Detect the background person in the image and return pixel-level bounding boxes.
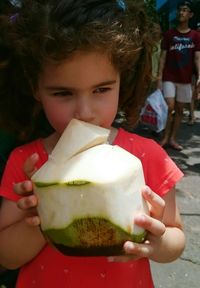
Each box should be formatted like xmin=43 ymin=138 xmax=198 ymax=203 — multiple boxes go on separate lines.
xmin=188 ymin=21 xmax=200 ymax=125
xmin=157 ymin=0 xmax=200 ymax=150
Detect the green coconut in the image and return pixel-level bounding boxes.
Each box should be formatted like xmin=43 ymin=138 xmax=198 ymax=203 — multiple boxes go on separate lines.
xmin=32 ymin=119 xmax=149 ymax=256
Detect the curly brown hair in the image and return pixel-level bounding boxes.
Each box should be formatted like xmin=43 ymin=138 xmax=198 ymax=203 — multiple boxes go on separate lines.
xmin=0 ymin=0 xmax=153 ymax=141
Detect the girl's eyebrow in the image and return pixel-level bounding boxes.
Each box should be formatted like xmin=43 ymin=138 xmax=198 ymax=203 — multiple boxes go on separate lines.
xmin=44 ymin=80 xmax=117 ymax=91
xmin=92 ymin=80 xmax=117 ymax=88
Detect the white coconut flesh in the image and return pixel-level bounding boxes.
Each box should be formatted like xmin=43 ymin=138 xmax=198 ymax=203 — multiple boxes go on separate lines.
xmin=32 ymin=119 xmax=148 ymax=255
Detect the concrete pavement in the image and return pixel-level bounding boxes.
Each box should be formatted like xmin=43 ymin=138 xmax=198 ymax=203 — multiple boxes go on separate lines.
xmin=135 ymin=109 xmax=200 ymax=287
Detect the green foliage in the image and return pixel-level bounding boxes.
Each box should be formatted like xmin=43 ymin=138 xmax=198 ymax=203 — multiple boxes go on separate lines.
xmin=144 ymin=0 xmax=159 ymax=23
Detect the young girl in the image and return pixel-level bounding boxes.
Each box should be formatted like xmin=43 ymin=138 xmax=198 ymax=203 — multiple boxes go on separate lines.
xmin=0 ymin=1 xmax=185 ymax=287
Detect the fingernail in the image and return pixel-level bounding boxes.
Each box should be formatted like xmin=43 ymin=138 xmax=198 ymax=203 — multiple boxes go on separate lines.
xmin=125 ymin=242 xmax=135 ymax=252
xmin=144 ymin=187 xmax=151 ymax=196
xmin=135 ymin=214 xmax=146 ymax=222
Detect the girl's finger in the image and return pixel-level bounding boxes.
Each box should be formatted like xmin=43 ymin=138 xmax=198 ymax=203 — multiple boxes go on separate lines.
xmin=23 ymin=153 xmax=39 ymax=178
xmin=134 ymin=214 xmax=166 ymax=237
xmin=14 ymin=180 xmax=33 ymax=196
xmin=123 ymin=241 xmax=153 ymax=259
xmin=17 ymin=195 xmax=38 ymax=210
xmin=142 ymin=186 xmax=165 ymax=221
xmin=25 ymin=216 xmax=41 ymax=226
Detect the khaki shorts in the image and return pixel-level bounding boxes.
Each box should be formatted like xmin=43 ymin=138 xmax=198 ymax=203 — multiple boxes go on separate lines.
xmin=162 ymin=81 xmax=192 ymax=103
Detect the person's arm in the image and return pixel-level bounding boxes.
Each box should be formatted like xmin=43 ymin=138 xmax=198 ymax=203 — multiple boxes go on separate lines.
xmin=0 ymin=197 xmax=46 ymax=270
xmin=157 ymin=50 xmax=167 ymax=89
xmin=0 ymin=154 xmax=46 ymax=270
xmin=146 ymin=187 xmax=185 ymax=263
xmin=194 ymin=51 xmax=200 ymax=96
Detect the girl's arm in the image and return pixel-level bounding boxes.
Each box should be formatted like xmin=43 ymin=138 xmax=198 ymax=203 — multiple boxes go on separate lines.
xmin=0 ymin=155 xmax=46 ymax=270
xmin=143 ymin=186 xmax=185 ymax=263
xmin=0 ymin=197 xmax=46 ymax=269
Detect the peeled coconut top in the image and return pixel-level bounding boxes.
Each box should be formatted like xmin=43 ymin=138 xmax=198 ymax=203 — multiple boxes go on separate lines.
xmin=32 ymin=119 xmax=144 ymax=185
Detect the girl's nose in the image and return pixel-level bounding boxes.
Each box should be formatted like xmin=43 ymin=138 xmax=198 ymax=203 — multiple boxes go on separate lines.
xmin=74 ymin=97 xmax=95 ymax=123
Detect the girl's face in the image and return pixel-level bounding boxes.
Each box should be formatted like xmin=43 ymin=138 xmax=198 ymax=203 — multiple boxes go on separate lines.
xmin=35 ymin=51 xmax=120 ymax=135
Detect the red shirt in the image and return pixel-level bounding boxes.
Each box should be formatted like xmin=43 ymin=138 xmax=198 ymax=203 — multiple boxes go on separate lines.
xmin=162 ymin=29 xmax=200 ymax=83
xmin=0 ymin=128 xmax=183 ymax=288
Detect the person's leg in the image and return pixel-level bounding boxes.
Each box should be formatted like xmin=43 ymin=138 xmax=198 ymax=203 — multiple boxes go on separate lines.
xmin=169 ymin=83 xmax=192 ymax=150
xmin=160 ymin=82 xmax=176 ymax=146
xmin=169 ymin=101 xmax=184 ymax=149
xmin=188 ymin=77 xmax=196 ymax=125
xmin=188 ymin=98 xmax=195 ymax=125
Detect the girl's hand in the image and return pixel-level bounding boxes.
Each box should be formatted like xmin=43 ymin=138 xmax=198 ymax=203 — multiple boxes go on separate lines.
xmin=108 ymin=186 xmax=166 ymax=262
xmin=14 ymin=153 xmax=41 ymax=226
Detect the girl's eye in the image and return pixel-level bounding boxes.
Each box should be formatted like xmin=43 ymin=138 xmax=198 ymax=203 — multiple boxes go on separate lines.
xmin=53 ymin=91 xmax=72 ymax=97
xmin=94 ymin=87 xmax=111 ymax=93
